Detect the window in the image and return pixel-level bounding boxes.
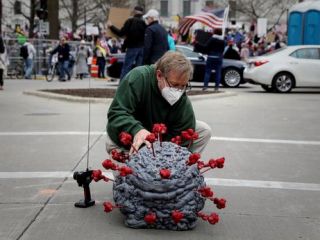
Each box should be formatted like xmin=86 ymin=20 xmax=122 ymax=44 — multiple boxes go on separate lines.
xmin=290 ymin=48 xmax=320 ymax=60
xmin=160 ymin=0 xmax=168 ymax=17
xmin=205 ymin=1 xmax=214 ymax=8
xmin=183 ymin=0 xmax=191 ymax=16
xmin=176 ymin=46 xmax=199 ymax=59
xmin=14 ymin=1 xmax=22 ymax=15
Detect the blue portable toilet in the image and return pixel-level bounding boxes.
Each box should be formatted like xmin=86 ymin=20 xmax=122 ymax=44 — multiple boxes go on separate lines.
xmin=288 ymin=0 xmax=320 ymax=45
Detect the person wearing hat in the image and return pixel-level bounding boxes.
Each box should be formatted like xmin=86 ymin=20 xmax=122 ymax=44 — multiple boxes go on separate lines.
xmin=143 ymin=9 xmax=169 ymax=65
xmin=107 ymin=6 xmax=146 ymax=81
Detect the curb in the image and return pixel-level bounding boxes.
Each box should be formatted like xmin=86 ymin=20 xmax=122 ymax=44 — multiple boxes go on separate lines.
xmin=23 ymin=90 xmax=114 ymax=104
xmin=23 ymin=90 xmax=237 ymax=104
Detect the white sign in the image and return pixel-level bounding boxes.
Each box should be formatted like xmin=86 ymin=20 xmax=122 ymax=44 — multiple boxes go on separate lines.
xmin=86 ymin=24 xmax=99 ymax=35
xmin=39 ymin=21 xmax=49 ymax=35
xmin=257 ymin=18 xmax=267 ymax=37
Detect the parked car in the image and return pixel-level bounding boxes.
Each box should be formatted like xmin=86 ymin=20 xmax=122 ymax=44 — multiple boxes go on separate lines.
xmin=107 ymin=45 xmax=247 ymax=87
xmin=244 ymin=45 xmax=320 ymax=93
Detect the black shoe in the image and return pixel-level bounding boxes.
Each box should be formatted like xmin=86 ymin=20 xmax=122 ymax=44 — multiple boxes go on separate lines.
xmin=202 ymin=87 xmax=208 ymax=91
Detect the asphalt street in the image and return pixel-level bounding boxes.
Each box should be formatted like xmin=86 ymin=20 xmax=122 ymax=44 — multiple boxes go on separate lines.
xmin=0 ymin=79 xmax=320 ymax=240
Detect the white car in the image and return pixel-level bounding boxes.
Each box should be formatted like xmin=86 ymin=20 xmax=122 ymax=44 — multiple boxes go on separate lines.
xmin=244 ymin=45 xmax=320 ymax=93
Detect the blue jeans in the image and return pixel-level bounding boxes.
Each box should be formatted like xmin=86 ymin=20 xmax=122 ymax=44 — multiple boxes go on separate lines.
xmin=120 ymin=47 xmax=144 ymax=80
xmin=58 ymin=60 xmax=70 ymax=80
xmin=203 ymin=56 xmax=223 ymax=89
xmin=97 ymin=57 xmax=106 ymax=78
xmin=24 ymin=58 xmax=33 ymax=79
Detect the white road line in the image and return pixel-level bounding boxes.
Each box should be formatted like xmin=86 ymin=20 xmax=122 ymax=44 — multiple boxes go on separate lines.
xmin=211 ymin=137 xmax=320 ymax=145
xmin=0 ymin=131 xmax=104 ymax=136
xmin=1 ymin=131 xmax=320 ymax=145
xmin=0 ymin=172 xmax=319 ymax=192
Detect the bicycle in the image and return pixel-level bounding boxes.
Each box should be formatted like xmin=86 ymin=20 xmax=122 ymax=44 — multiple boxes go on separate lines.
xmin=6 ymin=58 xmax=24 ymax=79
xmin=45 ymin=54 xmax=59 ymax=82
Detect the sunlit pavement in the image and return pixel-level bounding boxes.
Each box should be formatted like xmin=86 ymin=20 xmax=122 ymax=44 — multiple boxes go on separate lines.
xmin=0 ymin=79 xmax=320 ymax=240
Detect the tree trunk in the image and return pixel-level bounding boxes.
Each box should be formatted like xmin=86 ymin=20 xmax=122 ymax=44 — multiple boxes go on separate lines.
xmin=48 ymin=0 xmax=59 ymax=39
xmin=0 ymin=0 xmax=2 ymax=34
xmin=71 ymin=0 xmax=78 ymax=35
xmin=28 ymin=0 xmax=36 ymax=38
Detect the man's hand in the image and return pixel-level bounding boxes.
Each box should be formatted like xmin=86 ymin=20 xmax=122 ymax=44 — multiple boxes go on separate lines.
xmin=130 ymin=129 xmax=151 ymax=154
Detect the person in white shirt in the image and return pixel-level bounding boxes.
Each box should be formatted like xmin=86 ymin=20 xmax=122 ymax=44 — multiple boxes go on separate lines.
xmin=23 ymin=40 xmax=36 ymax=79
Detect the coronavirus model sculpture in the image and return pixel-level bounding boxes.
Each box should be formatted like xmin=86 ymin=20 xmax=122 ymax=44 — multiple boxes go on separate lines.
xmin=92 ymin=123 xmax=226 ymax=230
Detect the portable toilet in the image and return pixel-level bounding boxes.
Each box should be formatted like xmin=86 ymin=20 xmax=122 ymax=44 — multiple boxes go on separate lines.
xmin=288 ymin=0 xmax=320 ymax=45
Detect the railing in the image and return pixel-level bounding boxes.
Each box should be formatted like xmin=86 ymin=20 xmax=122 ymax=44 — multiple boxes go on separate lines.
xmin=3 ymin=38 xmax=93 ymax=78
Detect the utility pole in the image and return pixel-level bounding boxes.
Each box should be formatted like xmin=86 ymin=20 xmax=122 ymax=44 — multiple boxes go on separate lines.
xmin=84 ymin=7 xmax=87 ymax=39
xmin=47 ymin=0 xmax=59 ymax=39
xmin=0 ymin=0 xmax=2 ymax=34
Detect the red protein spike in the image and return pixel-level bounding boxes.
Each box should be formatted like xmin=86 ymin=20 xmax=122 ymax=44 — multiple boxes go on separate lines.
xmin=146 ymin=133 xmax=156 ymax=143
xmin=146 ymin=133 xmax=156 ymax=157
xmin=207 ymin=213 xmax=219 ymax=225
xmin=171 ymin=136 xmax=182 ymax=145
xmin=160 ymin=169 xmax=171 ymax=179
xmin=144 ymin=212 xmax=157 ymax=224
xmin=192 ymin=132 xmax=199 ymax=140
xmin=91 ymin=169 xmax=113 ymax=182
xmin=216 ymin=157 xmax=225 ymax=168
xmin=119 ymin=132 xmax=132 ymax=146
xmin=111 ymin=149 xmax=120 ymax=160
xmin=160 ymin=124 xmax=167 ymax=134
xmin=92 ymin=169 xmax=103 ymax=182
xmin=171 ymin=210 xmax=184 ymax=224
xmin=102 ymin=159 xmax=118 ymax=170
xmin=187 ymin=153 xmax=201 ymax=165
xmin=214 ymin=198 xmax=227 ymax=209
xmin=118 ymin=166 xmax=133 ymax=177
xmin=103 ymin=201 xmax=114 ymax=213
xmin=197 ymin=211 xmax=208 ymax=221
xmin=198 ymin=186 xmax=214 ymax=198
xmin=181 ymin=130 xmax=192 ymax=140
xmin=197 ymin=161 xmax=206 ymax=170
xmin=187 ymin=128 xmax=194 ymax=135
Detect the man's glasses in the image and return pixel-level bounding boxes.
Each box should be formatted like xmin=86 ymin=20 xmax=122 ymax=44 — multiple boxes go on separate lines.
xmin=163 ymin=75 xmax=192 ymax=92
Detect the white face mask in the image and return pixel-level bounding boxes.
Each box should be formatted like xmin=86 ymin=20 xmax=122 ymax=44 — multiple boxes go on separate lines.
xmin=161 ymin=87 xmax=184 ymax=105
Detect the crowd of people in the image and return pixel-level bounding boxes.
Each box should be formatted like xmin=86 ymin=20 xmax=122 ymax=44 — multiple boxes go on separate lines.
xmin=0 ymin=5 xmax=287 ymax=89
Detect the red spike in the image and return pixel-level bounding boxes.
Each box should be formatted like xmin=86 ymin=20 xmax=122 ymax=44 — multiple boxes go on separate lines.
xmin=160 ymin=169 xmax=171 ymax=179
xmin=144 ymin=212 xmax=157 ymax=224
xmin=171 ymin=210 xmax=184 ymax=224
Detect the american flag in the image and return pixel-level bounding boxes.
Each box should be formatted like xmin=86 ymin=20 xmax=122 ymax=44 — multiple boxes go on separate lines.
xmin=178 ymin=7 xmax=229 ymax=36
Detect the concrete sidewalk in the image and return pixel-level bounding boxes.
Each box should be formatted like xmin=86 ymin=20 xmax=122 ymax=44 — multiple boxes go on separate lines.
xmin=0 ymin=79 xmax=319 ymax=240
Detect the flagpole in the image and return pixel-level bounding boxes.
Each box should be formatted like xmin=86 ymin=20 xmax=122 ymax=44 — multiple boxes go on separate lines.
xmin=222 ymin=5 xmax=230 ymax=38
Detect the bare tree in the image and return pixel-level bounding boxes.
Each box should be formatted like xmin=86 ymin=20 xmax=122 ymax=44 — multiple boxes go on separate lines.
xmin=7 ymin=0 xmax=37 ymax=37
xmin=137 ymin=0 xmax=153 ymax=12
xmin=236 ymin=0 xmax=296 ymax=24
xmin=60 ymin=0 xmax=131 ymax=34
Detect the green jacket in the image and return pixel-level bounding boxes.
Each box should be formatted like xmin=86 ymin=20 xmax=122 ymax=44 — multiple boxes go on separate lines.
xmin=107 ymin=65 xmax=195 ymax=147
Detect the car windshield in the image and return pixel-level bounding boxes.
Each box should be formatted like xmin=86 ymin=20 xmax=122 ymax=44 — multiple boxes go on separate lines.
xmin=176 ymin=46 xmax=200 ymax=58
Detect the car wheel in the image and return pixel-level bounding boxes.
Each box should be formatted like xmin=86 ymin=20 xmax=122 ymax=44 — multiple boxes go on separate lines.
xmin=272 ymin=72 xmax=294 ymax=93
xmin=222 ymin=68 xmax=241 ymax=87
xmin=261 ymin=84 xmax=274 ymax=92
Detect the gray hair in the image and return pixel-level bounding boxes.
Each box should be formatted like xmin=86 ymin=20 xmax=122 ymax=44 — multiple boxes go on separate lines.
xmin=155 ymin=51 xmax=193 ymax=81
